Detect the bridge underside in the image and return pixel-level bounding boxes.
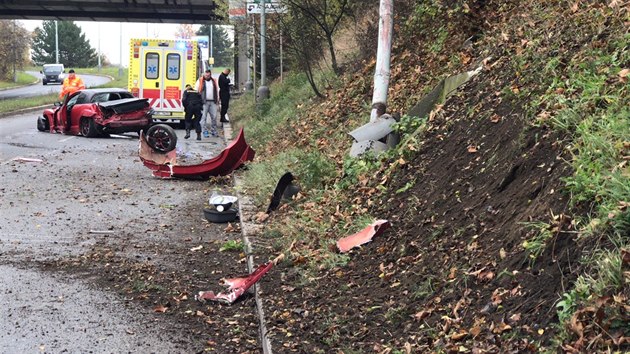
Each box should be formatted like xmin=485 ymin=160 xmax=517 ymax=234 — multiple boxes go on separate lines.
xmin=0 ymin=0 xmax=219 ymax=23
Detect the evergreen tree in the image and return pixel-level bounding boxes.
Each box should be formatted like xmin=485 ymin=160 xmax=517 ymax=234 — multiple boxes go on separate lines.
xmin=197 ymin=25 xmax=233 ymax=67
xmin=31 ymin=21 xmax=98 ymax=67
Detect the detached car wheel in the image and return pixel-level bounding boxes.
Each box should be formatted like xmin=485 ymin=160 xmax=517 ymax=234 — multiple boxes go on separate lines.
xmin=146 ymin=124 xmax=177 ymax=153
xmin=80 ymin=117 xmax=98 ymax=137
xmin=37 ymin=116 xmax=49 ymax=132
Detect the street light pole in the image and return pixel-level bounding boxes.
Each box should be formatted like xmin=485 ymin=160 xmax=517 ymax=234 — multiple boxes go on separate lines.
xmin=257 ymin=0 xmax=269 ymax=101
xmin=210 ymin=24 xmax=214 ymax=69
xmin=55 ymin=20 xmax=59 ymax=64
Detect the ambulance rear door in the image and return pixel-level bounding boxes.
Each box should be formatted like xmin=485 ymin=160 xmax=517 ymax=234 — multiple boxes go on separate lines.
xmin=139 ymin=46 xmax=185 ymax=118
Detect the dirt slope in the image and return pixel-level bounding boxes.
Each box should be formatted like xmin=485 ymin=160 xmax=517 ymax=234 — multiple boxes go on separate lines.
xmin=254 ymin=0 xmax=628 ymax=352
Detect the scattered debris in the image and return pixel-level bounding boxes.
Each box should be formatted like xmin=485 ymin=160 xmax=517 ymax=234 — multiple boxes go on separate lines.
xmin=267 ymin=172 xmax=300 ymax=213
xmin=139 ymin=128 xmax=255 ymax=180
xmin=11 ymin=157 xmax=43 ymax=163
xmin=196 ymin=262 xmax=273 ymax=304
xmin=209 ymin=192 xmax=238 ymax=212
xmin=203 ymin=208 xmax=239 ymax=223
xmin=337 ymin=220 xmax=390 ymax=252
xmin=88 ymin=230 xmax=115 ymax=234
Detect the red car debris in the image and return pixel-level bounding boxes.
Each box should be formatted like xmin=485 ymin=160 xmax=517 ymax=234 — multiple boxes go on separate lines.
xmin=139 ymin=127 xmax=255 ymax=180
xmin=37 ymin=88 xmax=153 ymax=137
xmin=196 ymin=262 xmax=273 ymax=305
xmin=337 ymin=220 xmax=390 ymax=253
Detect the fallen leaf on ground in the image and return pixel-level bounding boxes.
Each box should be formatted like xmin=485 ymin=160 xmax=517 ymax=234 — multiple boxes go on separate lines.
xmin=153 ymin=305 xmax=167 ymax=313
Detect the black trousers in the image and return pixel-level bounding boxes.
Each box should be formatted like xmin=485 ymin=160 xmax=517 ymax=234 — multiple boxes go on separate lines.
xmin=184 ymin=106 xmax=202 ymax=133
xmin=220 ymin=96 xmax=229 ymax=121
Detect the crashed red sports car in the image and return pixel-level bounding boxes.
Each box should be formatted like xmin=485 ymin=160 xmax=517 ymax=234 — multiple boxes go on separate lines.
xmin=37 ymin=88 xmax=153 ymax=137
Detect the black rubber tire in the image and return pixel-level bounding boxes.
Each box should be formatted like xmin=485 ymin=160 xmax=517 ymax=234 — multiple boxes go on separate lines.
xmin=146 ymin=124 xmax=177 ymax=153
xmin=36 ymin=116 xmax=49 ymax=132
xmin=79 ymin=117 xmax=98 ymax=137
xmin=42 ymin=81 xmax=47 ymax=85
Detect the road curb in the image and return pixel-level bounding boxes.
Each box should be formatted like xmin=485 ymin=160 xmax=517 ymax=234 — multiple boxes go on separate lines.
xmin=223 ymin=123 xmax=273 ymax=354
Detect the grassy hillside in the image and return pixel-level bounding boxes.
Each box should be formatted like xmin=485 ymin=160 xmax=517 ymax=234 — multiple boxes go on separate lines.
xmin=231 ymin=1 xmax=628 ymax=352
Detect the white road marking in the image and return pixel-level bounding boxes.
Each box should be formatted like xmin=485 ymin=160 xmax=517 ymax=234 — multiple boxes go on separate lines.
xmin=58 ymin=136 xmax=76 ymax=142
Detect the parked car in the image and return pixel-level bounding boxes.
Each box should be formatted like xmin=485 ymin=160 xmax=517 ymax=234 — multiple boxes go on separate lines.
xmin=37 ymin=88 xmax=153 ymax=137
xmin=40 ymin=64 xmax=65 ymax=85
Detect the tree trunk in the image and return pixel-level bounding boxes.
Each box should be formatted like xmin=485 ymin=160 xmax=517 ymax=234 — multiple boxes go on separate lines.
xmin=326 ymin=34 xmax=340 ymax=75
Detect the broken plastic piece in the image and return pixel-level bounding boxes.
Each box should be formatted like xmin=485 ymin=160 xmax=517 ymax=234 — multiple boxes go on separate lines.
xmin=337 ymin=220 xmax=390 ymax=253
xmin=267 ymin=172 xmax=298 ymax=213
xmin=139 ymin=127 xmax=255 ymax=180
xmin=11 ymin=157 xmax=43 ymax=163
xmin=196 ymin=262 xmax=273 ymax=304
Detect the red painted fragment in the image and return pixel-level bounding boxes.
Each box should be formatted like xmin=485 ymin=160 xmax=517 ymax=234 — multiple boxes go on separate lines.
xmin=196 ymin=262 xmax=273 ymax=304
xmin=139 ymin=127 xmax=255 ymax=180
xmin=337 ymin=220 xmax=390 ymax=253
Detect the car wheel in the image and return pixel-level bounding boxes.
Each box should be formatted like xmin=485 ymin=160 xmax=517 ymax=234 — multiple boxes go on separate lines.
xmin=42 ymin=81 xmax=47 ymax=85
xmin=80 ymin=117 xmax=98 ymax=137
xmin=146 ymin=124 xmax=177 ymax=153
xmin=37 ymin=116 xmax=49 ymax=132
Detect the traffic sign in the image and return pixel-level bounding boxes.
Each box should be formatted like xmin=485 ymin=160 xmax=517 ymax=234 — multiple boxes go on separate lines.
xmin=246 ymin=2 xmax=287 ymax=14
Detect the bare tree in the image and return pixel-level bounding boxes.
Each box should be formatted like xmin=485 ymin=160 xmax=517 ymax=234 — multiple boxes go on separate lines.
xmin=283 ymin=0 xmax=353 ymax=75
xmin=175 ymin=24 xmax=196 ymax=39
xmin=275 ymin=5 xmax=326 ymax=98
xmin=0 ymin=21 xmax=30 ymax=82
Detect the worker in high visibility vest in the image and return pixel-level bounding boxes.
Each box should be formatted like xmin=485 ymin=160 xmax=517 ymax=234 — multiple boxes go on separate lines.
xmin=59 ymin=69 xmax=85 ymax=99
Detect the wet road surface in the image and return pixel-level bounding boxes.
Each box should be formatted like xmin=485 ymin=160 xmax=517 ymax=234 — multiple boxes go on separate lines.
xmin=0 ymin=111 xmax=227 ymax=353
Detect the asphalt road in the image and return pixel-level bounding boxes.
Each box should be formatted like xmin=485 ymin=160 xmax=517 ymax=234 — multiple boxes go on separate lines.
xmin=0 ymin=71 xmax=112 ymax=100
xmin=0 ymin=112 xmax=226 ymax=352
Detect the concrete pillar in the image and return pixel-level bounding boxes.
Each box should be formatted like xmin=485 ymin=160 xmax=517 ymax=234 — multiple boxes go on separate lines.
xmin=236 ymin=25 xmax=249 ymax=92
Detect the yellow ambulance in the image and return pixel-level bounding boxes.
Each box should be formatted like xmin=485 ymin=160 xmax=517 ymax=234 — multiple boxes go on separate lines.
xmin=128 ymin=38 xmax=205 ymax=121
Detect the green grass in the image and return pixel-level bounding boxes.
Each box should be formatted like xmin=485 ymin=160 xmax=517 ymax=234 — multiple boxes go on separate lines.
xmin=0 ymin=93 xmax=58 ymax=113
xmin=521 ymin=23 xmax=629 ymax=345
xmin=219 ymin=239 xmax=244 ymax=252
xmin=0 ymin=72 xmax=38 ymax=89
xmin=230 ymin=72 xmax=322 ymax=151
xmin=0 ymin=66 xmax=128 ymax=114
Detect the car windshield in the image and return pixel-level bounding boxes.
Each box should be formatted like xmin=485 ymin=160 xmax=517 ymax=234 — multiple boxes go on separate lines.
xmin=43 ymin=65 xmax=63 ymax=74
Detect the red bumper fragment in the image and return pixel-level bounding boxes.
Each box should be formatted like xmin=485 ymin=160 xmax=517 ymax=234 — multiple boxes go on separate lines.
xmin=337 ymin=220 xmax=390 ymax=253
xmin=139 ymin=128 xmax=255 ymax=180
xmin=196 ymin=262 xmax=273 ymax=305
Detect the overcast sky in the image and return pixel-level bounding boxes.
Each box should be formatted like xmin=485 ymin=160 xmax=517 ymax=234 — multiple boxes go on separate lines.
xmin=20 ymin=20 xmax=203 ymax=68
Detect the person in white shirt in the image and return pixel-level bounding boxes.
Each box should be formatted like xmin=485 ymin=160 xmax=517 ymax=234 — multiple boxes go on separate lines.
xmin=194 ymin=69 xmax=219 ymax=137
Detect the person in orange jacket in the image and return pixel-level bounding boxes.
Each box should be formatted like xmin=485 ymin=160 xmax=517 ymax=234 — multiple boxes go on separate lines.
xmin=59 ymin=69 xmax=85 ymax=100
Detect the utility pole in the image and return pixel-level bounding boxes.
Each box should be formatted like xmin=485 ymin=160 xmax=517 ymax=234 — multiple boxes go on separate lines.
xmin=252 ymin=20 xmax=256 ymax=97
xmin=257 ymin=0 xmax=269 ymax=101
xmin=370 ymin=0 xmax=394 ymax=122
xmin=55 ymin=20 xmax=59 ymax=64
xmin=279 ymin=30 xmax=283 ymax=83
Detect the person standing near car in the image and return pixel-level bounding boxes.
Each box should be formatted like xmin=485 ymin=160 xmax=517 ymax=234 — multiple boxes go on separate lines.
xmin=218 ymin=68 xmax=231 ymax=124
xmin=59 ymin=69 xmax=85 ymax=100
xmin=195 ymin=69 xmax=219 ymax=138
xmin=182 ymin=84 xmax=203 ymax=140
